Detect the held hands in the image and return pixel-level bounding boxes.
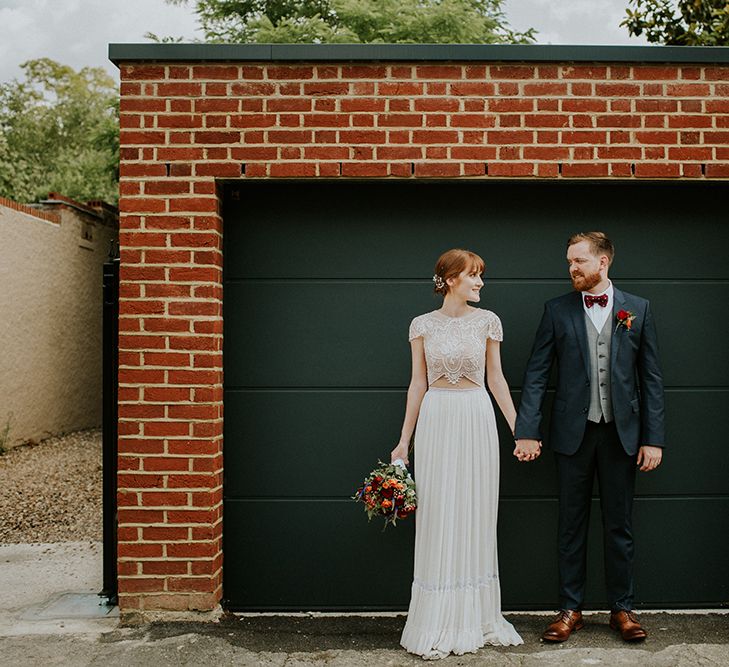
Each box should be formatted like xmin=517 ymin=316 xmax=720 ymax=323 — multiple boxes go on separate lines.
xmin=637 ymin=445 xmax=662 ymax=472
xmin=390 ymin=442 xmax=410 ymax=467
xmin=514 ymin=439 xmax=541 ymax=462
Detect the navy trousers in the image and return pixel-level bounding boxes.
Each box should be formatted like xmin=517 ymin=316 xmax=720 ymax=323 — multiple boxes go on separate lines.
xmin=555 ymin=419 xmax=637 ymax=611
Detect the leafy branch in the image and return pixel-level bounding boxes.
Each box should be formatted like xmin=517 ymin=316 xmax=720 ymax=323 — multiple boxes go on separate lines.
xmin=622 ymin=0 xmax=729 ymax=45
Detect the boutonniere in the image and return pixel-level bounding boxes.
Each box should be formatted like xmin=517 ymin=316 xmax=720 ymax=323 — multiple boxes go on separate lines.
xmin=615 ymin=309 xmax=636 ymax=332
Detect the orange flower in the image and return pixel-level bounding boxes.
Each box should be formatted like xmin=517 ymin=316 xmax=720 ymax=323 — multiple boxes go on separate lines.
xmin=382 ymin=499 xmax=392 ymax=509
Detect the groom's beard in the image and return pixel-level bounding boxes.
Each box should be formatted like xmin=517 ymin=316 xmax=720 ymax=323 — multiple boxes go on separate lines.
xmin=571 ymin=270 xmax=601 ymax=292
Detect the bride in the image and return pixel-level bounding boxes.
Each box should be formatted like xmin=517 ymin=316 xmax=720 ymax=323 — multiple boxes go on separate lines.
xmin=391 ymin=248 xmax=530 ymax=659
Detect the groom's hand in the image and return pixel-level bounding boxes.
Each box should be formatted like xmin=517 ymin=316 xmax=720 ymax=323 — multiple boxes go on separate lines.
xmin=514 ymin=439 xmax=541 ymax=462
xmin=637 ymin=445 xmax=663 ymax=472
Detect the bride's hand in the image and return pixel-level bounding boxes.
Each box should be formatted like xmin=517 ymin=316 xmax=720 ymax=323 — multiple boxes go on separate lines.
xmin=390 ymin=442 xmax=410 ymax=466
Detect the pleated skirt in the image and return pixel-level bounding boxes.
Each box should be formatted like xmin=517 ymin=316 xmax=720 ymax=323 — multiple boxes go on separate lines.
xmin=400 ymin=387 xmax=523 ymax=659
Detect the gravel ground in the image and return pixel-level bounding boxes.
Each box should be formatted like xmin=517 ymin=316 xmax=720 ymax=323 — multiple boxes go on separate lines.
xmin=0 ymin=429 xmax=102 ymax=543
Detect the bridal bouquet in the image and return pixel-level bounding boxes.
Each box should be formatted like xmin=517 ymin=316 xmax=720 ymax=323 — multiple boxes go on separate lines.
xmin=353 ymin=459 xmax=417 ymax=529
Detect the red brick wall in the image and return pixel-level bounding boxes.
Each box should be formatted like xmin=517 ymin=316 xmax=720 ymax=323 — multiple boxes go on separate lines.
xmin=0 ymin=195 xmax=60 ymax=224
xmin=116 ymin=60 xmax=729 ymax=613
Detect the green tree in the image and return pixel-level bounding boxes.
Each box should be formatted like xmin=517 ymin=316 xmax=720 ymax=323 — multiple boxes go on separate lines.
xmin=622 ymin=0 xmax=729 ymax=45
xmin=154 ymin=0 xmax=535 ymax=44
xmin=0 ymin=58 xmax=119 ymax=204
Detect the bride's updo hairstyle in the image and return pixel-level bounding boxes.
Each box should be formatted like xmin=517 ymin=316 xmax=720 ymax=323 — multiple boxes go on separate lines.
xmin=433 ymin=249 xmax=485 ymax=296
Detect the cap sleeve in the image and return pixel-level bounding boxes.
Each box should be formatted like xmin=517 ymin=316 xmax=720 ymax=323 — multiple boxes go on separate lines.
xmin=487 ymin=312 xmax=503 ymax=342
xmin=408 ymin=316 xmax=424 ymax=342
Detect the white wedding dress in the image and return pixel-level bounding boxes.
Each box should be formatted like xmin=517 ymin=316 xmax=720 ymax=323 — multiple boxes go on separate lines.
xmin=400 ymin=309 xmax=523 ymax=659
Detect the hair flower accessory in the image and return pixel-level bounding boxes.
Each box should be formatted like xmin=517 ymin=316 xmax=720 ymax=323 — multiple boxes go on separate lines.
xmin=432 ymin=274 xmax=445 ymax=290
xmin=616 ymin=309 xmax=636 ymax=331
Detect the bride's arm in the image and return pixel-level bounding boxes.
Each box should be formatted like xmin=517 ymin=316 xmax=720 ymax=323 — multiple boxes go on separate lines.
xmin=486 ymin=340 xmax=517 ymax=433
xmin=390 ymin=338 xmax=428 ymax=465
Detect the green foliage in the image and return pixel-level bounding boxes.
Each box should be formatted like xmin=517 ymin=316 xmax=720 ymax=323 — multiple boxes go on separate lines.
xmin=0 ymin=59 xmax=119 ymax=205
xmin=145 ymin=32 xmax=187 ymax=43
xmin=622 ymin=0 xmax=729 ymax=45
xmin=157 ymin=0 xmax=535 ymax=44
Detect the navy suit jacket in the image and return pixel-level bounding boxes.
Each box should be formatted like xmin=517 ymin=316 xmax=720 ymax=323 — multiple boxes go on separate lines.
xmin=514 ymin=287 xmax=665 ymax=456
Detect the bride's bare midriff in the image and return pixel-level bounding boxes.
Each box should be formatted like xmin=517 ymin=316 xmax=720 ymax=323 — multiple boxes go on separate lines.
xmin=429 ymin=377 xmax=480 ymax=389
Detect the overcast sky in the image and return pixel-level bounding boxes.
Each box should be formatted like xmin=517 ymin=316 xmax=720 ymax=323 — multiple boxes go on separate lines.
xmin=0 ymin=0 xmax=650 ymax=84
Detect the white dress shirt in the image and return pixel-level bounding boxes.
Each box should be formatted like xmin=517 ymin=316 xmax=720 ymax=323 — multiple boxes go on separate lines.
xmin=582 ymin=280 xmax=613 ymax=332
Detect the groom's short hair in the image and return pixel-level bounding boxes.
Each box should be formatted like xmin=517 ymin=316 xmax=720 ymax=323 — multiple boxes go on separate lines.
xmin=568 ymin=231 xmax=614 ymax=265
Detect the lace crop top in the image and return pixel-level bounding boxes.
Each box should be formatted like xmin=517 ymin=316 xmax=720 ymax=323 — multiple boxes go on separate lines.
xmin=408 ymin=309 xmax=503 ymax=387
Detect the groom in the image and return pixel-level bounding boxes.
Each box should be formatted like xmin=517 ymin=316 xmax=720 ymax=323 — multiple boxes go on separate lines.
xmin=514 ymin=232 xmax=665 ymax=642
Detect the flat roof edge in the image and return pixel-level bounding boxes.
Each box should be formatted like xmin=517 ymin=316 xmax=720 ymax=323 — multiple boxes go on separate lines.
xmin=109 ymin=43 xmax=729 ymax=66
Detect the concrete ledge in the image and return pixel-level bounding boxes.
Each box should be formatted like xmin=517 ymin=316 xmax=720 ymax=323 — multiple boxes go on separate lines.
xmin=120 ymin=605 xmax=225 ymax=626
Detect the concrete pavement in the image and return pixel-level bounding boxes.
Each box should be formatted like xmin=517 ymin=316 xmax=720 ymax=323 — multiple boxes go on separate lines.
xmin=1 ymin=542 xmax=727 ymax=666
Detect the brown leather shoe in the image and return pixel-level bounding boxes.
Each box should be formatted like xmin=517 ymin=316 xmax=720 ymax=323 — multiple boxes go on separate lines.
xmin=609 ymin=610 xmax=648 ymax=641
xmin=542 ymin=609 xmax=584 ymax=642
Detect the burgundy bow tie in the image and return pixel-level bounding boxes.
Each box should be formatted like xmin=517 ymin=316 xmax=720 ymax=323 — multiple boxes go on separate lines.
xmin=584 ymin=294 xmax=608 ymax=308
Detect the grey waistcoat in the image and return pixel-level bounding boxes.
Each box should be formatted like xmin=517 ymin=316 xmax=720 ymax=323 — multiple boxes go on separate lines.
xmin=585 ymin=312 xmax=614 ymax=423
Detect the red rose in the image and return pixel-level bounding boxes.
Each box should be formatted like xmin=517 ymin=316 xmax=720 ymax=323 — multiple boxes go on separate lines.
xmin=617 ymin=310 xmax=629 ymax=320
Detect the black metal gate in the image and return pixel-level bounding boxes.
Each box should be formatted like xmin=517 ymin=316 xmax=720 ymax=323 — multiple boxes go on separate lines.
xmin=100 ymin=256 xmax=119 ymax=604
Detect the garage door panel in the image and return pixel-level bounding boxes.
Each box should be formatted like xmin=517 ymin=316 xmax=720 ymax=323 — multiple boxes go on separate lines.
xmin=225 ymin=390 xmax=727 ymax=499
xmin=224 ymin=390 xmax=408 ymax=497
xmin=223 ymin=182 xmax=728 ymax=281
xmin=224 ymin=497 xmax=729 ymax=610
xmin=484 ymin=282 xmax=728 ymax=388
xmin=498 ymin=497 xmax=729 ymax=608
xmin=226 ymin=281 xmax=725 ymax=389
xmin=631 ymin=498 xmax=729 ymax=605
xmin=223 ymin=388 xmax=555 ymax=499
xmin=613 ymin=283 xmax=728 ymax=388
xmin=499 ymin=390 xmax=729 ymax=497
xmin=633 ymin=391 xmax=729 ymax=495
xmin=224 ymin=500 xmax=415 ymax=610
xmin=224 ymin=282 xmax=421 ymax=388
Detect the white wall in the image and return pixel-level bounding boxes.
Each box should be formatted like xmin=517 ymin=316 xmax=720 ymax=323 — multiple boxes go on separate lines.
xmin=0 ymin=201 xmax=117 ymax=448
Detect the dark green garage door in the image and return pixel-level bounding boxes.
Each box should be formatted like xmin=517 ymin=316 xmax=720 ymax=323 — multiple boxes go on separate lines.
xmin=222 ymin=180 xmax=728 ymax=611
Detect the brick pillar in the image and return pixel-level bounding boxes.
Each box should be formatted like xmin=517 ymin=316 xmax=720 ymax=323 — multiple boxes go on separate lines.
xmin=117 ymin=65 xmax=224 ymax=608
